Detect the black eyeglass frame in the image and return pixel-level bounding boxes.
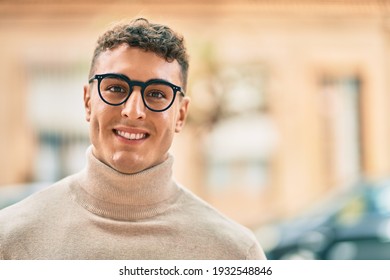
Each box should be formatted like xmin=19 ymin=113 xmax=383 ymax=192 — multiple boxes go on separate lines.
xmin=88 ymin=73 xmax=185 ymax=112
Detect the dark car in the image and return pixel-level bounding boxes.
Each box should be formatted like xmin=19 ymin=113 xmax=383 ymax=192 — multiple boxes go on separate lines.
xmin=257 ymin=179 xmax=390 ymax=260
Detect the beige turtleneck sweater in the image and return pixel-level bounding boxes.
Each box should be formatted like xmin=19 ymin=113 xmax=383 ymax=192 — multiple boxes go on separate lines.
xmin=0 ymin=147 xmax=266 ymax=260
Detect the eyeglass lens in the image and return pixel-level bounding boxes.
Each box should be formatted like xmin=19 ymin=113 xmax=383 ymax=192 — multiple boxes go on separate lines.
xmin=99 ymin=76 xmax=175 ymax=111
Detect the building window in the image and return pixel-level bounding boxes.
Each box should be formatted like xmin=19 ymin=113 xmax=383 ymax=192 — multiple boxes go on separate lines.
xmin=319 ymin=75 xmax=362 ymax=188
xmin=26 ymin=63 xmax=90 ymax=182
xmin=197 ymin=63 xmax=278 ymax=193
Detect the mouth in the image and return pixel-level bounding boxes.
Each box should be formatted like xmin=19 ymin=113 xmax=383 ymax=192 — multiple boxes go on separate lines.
xmin=114 ymin=129 xmax=149 ymax=141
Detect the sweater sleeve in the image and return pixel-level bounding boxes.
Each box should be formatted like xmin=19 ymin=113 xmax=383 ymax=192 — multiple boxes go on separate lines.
xmin=246 ymin=242 xmax=267 ymax=260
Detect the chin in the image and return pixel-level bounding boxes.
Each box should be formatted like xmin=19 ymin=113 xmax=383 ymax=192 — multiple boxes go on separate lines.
xmin=111 ymin=151 xmax=152 ymax=173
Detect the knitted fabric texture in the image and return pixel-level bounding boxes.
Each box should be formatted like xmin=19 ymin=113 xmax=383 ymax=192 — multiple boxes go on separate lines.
xmin=0 ymin=147 xmax=266 ymax=260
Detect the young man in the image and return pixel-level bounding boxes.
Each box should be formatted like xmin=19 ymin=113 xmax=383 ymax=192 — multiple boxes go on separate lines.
xmin=0 ymin=18 xmax=266 ymax=259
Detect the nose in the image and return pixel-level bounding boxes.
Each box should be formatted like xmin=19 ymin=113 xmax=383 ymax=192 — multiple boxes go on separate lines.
xmin=121 ymin=87 xmax=146 ymax=119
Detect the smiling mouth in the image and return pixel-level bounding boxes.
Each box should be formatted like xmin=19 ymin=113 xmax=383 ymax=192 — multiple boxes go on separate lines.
xmin=114 ymin=129 xmax=149 ymax=140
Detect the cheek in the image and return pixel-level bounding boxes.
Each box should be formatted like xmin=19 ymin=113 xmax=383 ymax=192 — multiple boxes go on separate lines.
xmin=152 ymin=112 xmax=177 ymax=146
xmin=89 ymin=101 xmax=112 ymax=134
xmin=159 ymin=110 xmax=179 ymax=132
xmin=89 ymin=106 xmax=101 ymax=129
xmin=88 ymin=114 xmax=100 ymax=141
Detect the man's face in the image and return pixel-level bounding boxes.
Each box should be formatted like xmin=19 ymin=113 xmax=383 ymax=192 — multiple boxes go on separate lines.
xmin=84 ymin=44 xmax=190 ymax=174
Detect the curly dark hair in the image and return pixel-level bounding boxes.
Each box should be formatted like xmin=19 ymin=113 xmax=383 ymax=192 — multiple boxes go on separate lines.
xmin=89 ymin=18 xmax=189 ymax=90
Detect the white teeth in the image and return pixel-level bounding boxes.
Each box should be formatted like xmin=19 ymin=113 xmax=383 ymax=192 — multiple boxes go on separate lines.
xmin=116 ymin=130 xmax=146 ymax=140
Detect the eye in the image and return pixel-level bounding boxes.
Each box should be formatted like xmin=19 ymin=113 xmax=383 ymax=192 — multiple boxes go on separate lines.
xmin=146 ymin=90 xmax=166 ymax=99
xmin=107 ymin=85 xmax=127 ymax=93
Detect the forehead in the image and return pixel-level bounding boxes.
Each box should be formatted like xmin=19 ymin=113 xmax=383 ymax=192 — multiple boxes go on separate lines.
xmin=94 ymin=44 xmax=182 ymax=85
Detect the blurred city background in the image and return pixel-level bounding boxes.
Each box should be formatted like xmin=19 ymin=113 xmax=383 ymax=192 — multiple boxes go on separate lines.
xmin=1 ymin=0 xmax=390 ymax=259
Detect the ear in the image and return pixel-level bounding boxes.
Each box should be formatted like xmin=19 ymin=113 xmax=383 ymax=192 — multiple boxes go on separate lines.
xmin=175 ymin=96 xmax=190 ymax=133
xmin=83 ymin=84 xmax=92 ymax=122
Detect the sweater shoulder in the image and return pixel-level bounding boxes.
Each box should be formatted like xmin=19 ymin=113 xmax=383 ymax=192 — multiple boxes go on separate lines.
xmin=0 ymin=175 xmax=79 ymax=259
xmin=0 ymin=175 xmax=75 ymax=232
xmin=178 ymin=186 xmax=253 ymax=235
xmin=176 ymin=185 xmax=266 ymax=259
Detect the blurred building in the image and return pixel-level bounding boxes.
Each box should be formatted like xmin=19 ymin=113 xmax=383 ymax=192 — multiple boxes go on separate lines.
xmin=1 ymin=0 xmax=390 ymax=228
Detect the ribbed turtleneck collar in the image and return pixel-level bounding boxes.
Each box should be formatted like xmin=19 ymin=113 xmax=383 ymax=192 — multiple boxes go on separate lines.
xmin=70 ymin=146 xmax=180 ymax=221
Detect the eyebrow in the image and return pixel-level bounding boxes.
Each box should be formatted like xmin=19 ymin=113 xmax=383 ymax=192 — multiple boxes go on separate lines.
xmin=110 ymin=72 xmax=173 ymax=85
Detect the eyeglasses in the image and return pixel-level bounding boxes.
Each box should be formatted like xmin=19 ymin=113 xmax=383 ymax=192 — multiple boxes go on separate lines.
xmin=88 ymin=73 xmax=185 ymax=112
